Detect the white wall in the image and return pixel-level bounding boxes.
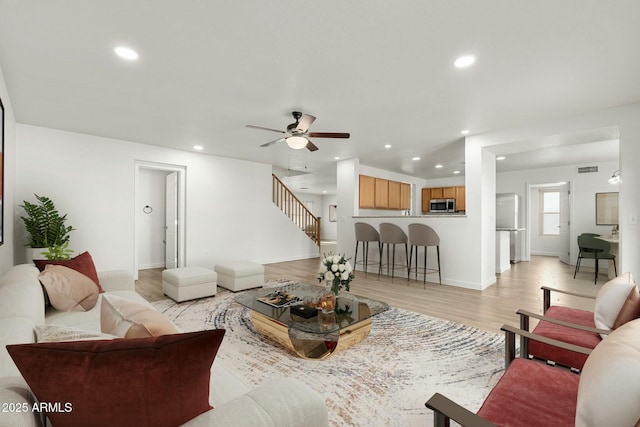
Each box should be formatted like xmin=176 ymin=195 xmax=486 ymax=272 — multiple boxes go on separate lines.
xmin=15 ymin=125 xmax=319 ymax=275
xmin=137 ymin=168 xmax=169 ymax=269
xmin=0 ymin=65 xmax=16 ymax=275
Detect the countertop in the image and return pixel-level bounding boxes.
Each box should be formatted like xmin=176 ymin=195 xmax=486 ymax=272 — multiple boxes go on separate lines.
xmin=354 ymin=213 xmax=467 ymax=218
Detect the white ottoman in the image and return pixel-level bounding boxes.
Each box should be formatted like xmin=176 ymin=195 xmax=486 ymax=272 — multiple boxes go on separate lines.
xmin=215 ymin=261 xmax=264 ymax=292
xmin=162 ymin=267 xmax=217 ymax=302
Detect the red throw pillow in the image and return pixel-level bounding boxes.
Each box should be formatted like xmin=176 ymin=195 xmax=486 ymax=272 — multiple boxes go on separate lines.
xmin=7 ymin=329 xmax=225 ymax=427
xmin=34 ymin=251 xmax=104 ymax=293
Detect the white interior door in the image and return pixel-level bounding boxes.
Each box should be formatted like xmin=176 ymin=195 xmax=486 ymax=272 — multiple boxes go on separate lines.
xmin=559 ymin=182 xmax=571 ymax=264
xmin=165 ymin=172 xmax=178 ymax=269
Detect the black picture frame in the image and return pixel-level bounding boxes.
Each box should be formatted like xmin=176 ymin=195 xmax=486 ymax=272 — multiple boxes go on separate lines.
xmin=0 ymin=95 xmax=4 ymax=245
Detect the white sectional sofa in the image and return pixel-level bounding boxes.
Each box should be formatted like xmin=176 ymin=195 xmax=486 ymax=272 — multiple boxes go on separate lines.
xmin=0 ymin=264 xmax=328 ymax=427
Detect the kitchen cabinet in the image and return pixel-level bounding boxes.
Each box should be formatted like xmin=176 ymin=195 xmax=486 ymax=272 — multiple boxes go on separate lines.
xmin=359 ymin=175 xmax=411 ymax=210
xmin=455 ymin=186 xmax=466 ymax=211
xmin=374 ymin=178 xmax=389 ymax=208
xmin=388 ymin=180 xmax=401 ymax=209
xmin=443 ymin=187 xmax=456 ymax=199
xmin=421 ymin=188 xmax=431 ymax=212
xmin=422 ymin=185 xmax=466 ymax=212
xmin=359 ymin=175 xmax=375 ymax=208
xmin=400 ymin=183 xmax=411 ymax=210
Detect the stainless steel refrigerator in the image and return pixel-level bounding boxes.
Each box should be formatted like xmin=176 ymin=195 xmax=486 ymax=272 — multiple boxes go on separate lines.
xmin=496 ymin=193 xmax=525 ymax=263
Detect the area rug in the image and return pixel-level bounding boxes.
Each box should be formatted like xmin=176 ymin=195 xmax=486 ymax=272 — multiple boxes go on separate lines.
xmin=152 ymin=280 xmax=505 ymax=426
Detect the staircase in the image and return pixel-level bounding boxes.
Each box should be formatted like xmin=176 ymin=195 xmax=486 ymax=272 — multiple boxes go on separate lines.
xmin=272 ymin=174 xmax=321 ymax=249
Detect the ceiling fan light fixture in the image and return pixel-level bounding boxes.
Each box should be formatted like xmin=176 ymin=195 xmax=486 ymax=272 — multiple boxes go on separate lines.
xmin=286 ymin=136 xmax=308 ymax=150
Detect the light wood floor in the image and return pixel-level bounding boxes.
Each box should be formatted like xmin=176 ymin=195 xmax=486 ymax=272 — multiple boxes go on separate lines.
xmin=136 ymin=255 xmax=603 ymax=334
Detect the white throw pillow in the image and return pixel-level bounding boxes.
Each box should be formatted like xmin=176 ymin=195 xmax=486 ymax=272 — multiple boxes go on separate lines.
xmin=101 ymin=294 xmax=178 ymax=339
xmin=575 ymin=318 xmax=640 ymax=427
xmin=35 ymin=324 xmax=118 ymax=342
xmin=593 ymin=272 xmax=636 ymax=337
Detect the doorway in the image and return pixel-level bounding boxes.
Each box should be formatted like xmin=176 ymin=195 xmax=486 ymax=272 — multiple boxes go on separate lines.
xmin=526 ymin=181 xmax=571 ymax=264
xmin=134 ymin=161 xmax=186 ymax=279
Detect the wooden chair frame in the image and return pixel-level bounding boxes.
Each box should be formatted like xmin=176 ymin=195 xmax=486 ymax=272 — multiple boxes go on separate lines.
xmin=425 ymin=324 xmax=591 ymax=427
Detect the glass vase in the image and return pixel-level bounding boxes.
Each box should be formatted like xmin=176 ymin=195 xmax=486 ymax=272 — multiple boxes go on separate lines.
xmin=320 ymin=283 xmax=336 ymax=314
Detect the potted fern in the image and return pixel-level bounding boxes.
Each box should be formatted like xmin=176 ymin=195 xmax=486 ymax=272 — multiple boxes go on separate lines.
xmin=20 ymin=194 xmax=75 ymax=261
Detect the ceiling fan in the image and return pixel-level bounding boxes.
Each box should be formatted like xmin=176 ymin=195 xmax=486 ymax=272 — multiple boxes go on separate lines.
xmin=246 ymin=111 xmax=350 ymax=152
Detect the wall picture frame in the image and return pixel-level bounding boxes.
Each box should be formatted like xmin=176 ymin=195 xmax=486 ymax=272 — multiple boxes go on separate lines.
xmin=595 ymin=192 xmax=619 ymax=226
xmin=329 ymin=205 xmax=337 ymax=222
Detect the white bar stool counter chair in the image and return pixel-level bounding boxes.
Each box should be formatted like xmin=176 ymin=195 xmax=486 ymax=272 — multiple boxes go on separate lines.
xmin=408 ymin=223 xmax=441 ymax=287
xmin=354 ymin=222 xmax=381 ymax=277
xmin=378 ymin=223 xmax=409 ymax=281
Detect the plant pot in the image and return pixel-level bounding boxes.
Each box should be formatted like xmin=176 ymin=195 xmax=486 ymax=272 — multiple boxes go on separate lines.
xmin=26 ymin=247 xmax=47 ymax=264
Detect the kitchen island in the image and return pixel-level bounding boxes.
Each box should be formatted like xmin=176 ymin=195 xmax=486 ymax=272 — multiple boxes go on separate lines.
xmin=349 ymin=214 xmax=469 ymax=286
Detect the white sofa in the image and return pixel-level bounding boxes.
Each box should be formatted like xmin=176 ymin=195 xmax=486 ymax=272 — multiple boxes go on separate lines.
xmin=0 ymin=264 xmax=328 ymax=427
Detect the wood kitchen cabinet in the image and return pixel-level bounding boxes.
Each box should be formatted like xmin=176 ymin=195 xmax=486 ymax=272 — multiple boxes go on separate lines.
xmin=422 ymin=185 xmax=466 ymax=212
xmin=388 ymin=180 xmax=401 ymax=209
xmin=455 ymin=186 xmax=466 ymax=211
xmin=359 ymin=175 xmax=375 ymax=208
xmin=359 ymin=175 xmax=411 ymax=210
xmin=374 ymin=178 xmax=389 ymax=208
xmin=443 ymin=187 xmax=456 ymax=199
xmin=421 ymin=188 xmax=431 ymax=212
xmin=400 ymin=183 xmax=411 ymax=210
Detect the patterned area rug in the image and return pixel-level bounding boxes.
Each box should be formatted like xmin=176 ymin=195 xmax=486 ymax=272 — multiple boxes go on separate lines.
xmin=152 ymin=280 xmax=504 ymax=426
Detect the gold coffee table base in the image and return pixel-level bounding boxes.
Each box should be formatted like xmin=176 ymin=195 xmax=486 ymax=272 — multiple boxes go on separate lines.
xmin=251 ymin=310 xmax=372 ymax=360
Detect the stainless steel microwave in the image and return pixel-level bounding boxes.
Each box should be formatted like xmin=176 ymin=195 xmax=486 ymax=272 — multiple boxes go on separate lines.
xmin=430 ymin=199 xmax=456 ymax=213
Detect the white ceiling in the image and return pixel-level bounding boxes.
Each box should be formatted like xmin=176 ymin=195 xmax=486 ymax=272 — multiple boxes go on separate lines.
xmin=0 ymin=1 xmax=636 ymax=194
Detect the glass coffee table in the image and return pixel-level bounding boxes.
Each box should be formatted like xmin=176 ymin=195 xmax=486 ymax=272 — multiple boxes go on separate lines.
xmin=235 ymin=283 xmax=389 ymax=359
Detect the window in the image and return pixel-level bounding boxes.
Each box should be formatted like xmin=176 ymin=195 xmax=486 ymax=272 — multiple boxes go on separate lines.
xmin=540 ymin=190 xmax=560 ymax=236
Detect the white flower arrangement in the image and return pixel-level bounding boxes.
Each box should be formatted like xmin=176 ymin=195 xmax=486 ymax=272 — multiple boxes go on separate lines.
xmin=318 ymin=253 xmax=354 ymax=294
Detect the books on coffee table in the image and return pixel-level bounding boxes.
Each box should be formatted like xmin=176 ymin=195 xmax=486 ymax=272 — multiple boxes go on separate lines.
xmin=257 ymin=290 xmax=301 ymax=308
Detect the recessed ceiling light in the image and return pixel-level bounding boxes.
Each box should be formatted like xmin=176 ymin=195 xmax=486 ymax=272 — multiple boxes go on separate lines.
xmin=453 ymin=170 xmax=461 ymax=174
xmin=334 ymin=156 xmax=341 ymax=160
xmin=322 ymin=190 xmax=327 ymax=194
xmin=114 ymin=46 xmax=139 ymax=61
xmin=461 ymin=129 xmax=470 ymax=135
xmin=454 ymin=55 xmax=476 ymax=68
xmin=496 ymin=156 xmax=506 ymax=161
xmin=384 ymin=144 xmax=392 ymax=149
xmin=193 ymin=145 xmax=203 ymax=151
xmin=435 ymin=164 xmax=444 ymax=169
xmin=412 ymin=157 xmax=421 ymax=161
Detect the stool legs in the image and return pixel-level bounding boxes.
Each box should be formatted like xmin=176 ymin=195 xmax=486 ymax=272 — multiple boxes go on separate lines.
xmin=355 ymin=240 xmax=380 ymax=277
xmin=409 ymin=245 xmax=442 ymax=287
xmin=378 ymin=242 xmax=408 ymax=281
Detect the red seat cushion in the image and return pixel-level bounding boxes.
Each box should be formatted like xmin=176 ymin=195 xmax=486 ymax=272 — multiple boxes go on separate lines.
xmin=528 ymin=306 xmax=601 ymax=370
xmin=7 ymin=329 xmax=225 ymax=427
xmin=477 ymin=358 xmax=579 ymax=427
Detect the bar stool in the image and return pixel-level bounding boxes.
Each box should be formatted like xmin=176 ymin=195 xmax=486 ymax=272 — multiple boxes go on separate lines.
xmin=354 ymin=222 xmax=381 ymax=276
xmin=408 ymin=223 xmax=441 ymax=287
xmin=378 ymin=223 xmax=409 ymax=281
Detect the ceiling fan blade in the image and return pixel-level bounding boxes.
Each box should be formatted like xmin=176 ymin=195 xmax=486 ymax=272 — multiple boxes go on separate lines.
xmin=305 ymin=140 xmax=319 ymax=152
xmin=246 ymin=124 xmax=286 ymax=134
xmin=296 ymin=114 xmax=316 ymax=132
xmin=260 ymin=138 xmax=285 ymax=148
xmin=307 ymin=132 xmax=350 ymax=139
